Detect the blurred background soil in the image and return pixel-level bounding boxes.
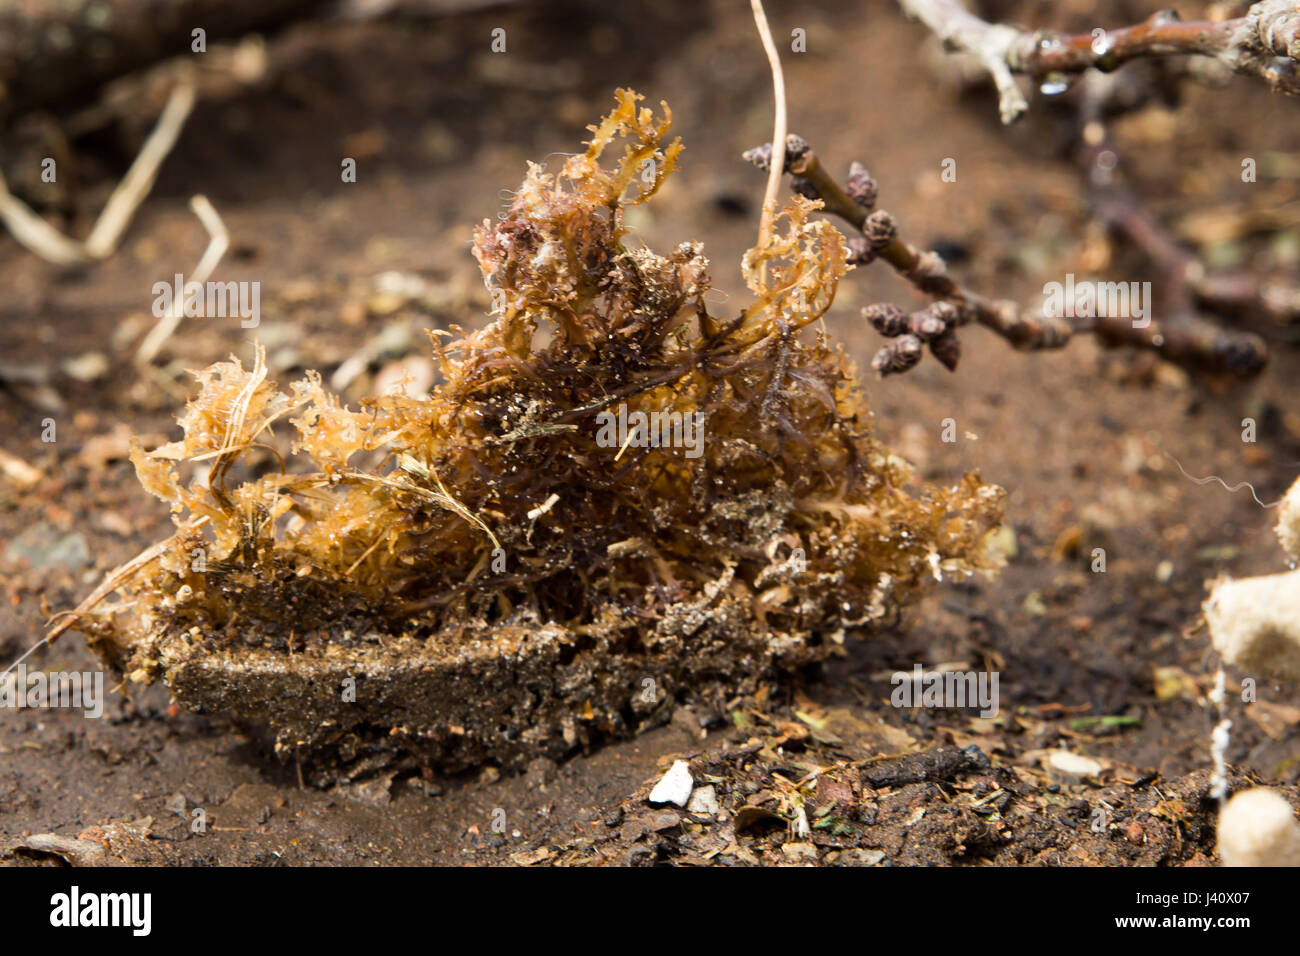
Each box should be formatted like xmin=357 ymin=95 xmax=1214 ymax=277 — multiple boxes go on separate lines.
xmin=2 ymin=0 xmax=1299 ymax=864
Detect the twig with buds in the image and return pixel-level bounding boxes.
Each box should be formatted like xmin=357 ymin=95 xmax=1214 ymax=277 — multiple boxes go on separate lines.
xmin=744 ymin=137 xmax=1072 ymax=376
xmin=745 ymin=137 xmax=1264 ymax=378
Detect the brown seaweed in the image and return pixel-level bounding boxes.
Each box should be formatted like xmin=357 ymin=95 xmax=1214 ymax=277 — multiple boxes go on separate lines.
xmin=79 ymin=91 xmax=1004 ymax=775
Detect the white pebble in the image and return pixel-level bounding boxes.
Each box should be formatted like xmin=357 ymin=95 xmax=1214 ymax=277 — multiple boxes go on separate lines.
xmin=1048 ymin=750 xmax=1102 ymax=777
xmin=648 ymin=759 xmax=694 ymax=807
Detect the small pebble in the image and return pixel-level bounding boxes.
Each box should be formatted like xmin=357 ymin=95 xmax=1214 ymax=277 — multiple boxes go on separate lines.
xmin=1048 ymin=750 xmax=1103 ymax=777
xmin=647 ymin=759 xmax=694 ymax=807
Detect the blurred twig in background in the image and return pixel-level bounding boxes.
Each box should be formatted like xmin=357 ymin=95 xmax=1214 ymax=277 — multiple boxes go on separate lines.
xmin=901 ymin=0 xmax=1300 ymax=124
xmin=0 ymin=79 xmax=195 ymax=266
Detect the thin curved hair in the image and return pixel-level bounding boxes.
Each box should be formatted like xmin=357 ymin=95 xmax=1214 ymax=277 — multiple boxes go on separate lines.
xmin=1164 ymin=450 xmax=1282 ymax=509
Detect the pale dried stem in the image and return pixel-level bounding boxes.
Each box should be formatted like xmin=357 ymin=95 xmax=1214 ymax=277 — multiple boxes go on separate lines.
xmin=750 ymin=0 xmax=788 ymax=255
xmin=134 ymin=194 xmax=231 ymax=366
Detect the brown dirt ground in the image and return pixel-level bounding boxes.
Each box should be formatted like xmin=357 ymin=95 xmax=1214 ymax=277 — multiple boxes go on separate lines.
xmin=2 ymin=0 xmax=1300 ymax=865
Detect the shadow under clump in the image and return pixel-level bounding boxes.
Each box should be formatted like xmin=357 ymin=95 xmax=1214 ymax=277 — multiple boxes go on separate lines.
xmin=80 ymin=90 xmax=1004 ymax=783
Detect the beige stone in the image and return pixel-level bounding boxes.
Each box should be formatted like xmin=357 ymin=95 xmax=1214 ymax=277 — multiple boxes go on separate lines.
xmin=1205 ymin=568 xmax=1300 ymax=682
xmin=1218 ymin=788 xmax=1300 ymax=867
xmin=1277 ymin=475 xmax=1300 ymax=562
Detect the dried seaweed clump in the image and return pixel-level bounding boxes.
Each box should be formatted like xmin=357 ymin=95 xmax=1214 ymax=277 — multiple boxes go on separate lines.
xmin=97 ymin=90 xmax=1002 ymax=728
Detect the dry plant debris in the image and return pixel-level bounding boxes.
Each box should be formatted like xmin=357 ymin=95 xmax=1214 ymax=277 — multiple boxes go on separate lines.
xmin=514 ymin=696 xmax=1258 ymax=867
xmin=66 ymin=90 xmax=1003 ymax=780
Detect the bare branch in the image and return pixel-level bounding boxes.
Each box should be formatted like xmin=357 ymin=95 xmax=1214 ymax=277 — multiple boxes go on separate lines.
xmin=900 ymin=0 xmax=1029 ymax=123
xmin=901 ymin=0 xmax=1300 ymax=123
xmin=1076 ymin=74 xmax=1269 ymax=376
xmin=745 ymin=138 xmax=1270 ymax=378
xmin=775 ymin=144 xmax=1072 ymax=353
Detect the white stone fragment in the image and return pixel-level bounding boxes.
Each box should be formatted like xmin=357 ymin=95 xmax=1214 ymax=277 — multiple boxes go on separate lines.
xmin=1217 ymin=788 xmax=1300 ymax=867
xmin=1204 ymin=568 xmax=1300 ymax=682
xmin=647 ymin=759 xmax=694 ymax=807
xmin=1048 ymin=750 xmax=1103 ymax=777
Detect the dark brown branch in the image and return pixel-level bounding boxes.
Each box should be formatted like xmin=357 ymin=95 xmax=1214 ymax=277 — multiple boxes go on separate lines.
xmin=900 ymin=0 xmax=1300 ymax=123
xmin=1093 ymin=189 xmax=1300 ymax=328
xmin=784 ymin=146 xmax=1064 ymax=342
xmin=746 ymin=139 xmax=1072 ymax=368
xmin=1076 ymin=74 xmax=1270 ymax=376
xmin=744 ymin=135 xmax=1270 ymax=379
